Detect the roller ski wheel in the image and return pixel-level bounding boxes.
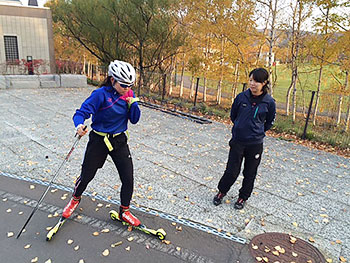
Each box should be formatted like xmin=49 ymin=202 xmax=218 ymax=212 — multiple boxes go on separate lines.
xmin=109 ymin=210 xmax=167 ymax=240
xmin=46 ymin=217 xmax=67 ymax=241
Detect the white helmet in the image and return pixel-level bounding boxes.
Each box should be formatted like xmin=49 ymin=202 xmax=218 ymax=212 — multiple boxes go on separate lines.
xmin=108 ymin=60 xmax=136 ymax=85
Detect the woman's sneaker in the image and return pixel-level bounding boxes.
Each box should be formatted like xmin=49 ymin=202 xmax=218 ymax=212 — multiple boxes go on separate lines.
xmin=213 ymin=192 xmax=226 ymax=206
xmin=62 ymin=196 xmax=81 ymax=218
xmin=234 ymin=198 xmax=246 ymax=210
xmin=120 ymin=206 xmax=141 ymax=226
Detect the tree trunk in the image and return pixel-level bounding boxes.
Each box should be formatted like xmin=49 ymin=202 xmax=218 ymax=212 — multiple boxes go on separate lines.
xmin=179 ymin=60 xmax=185 ymax=98
xmin=217 ymin=80 xmax=222 ymax=105
xmin=232 ymin=61 xmax=239 ymax=103
xmin=336 ymin=95 xmax=343 ymax=126
xmin=190 ymin=75 xmax=194 ymax=99
xmin=312 ymin=66 xmax=323 ymax=125
xmin=345 ymin=97 xmax=350 ymax=132
xmin=203 ymin=77 xmax=207 ymax=102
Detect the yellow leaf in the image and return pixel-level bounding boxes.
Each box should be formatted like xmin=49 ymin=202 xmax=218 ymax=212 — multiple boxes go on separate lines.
xmin=111 ymin=241 xmax=123 ymax=247
xmin=293 ymin=222 xmax=298 ymax=227
xmin=309 ymin=237 xmax=315 ymax=243
xmin=256 ymin=257 xmax=263 ymax=262
xmin=31 ymin=257 xmax=38 ymax=263
xmin=272 ymin=251 xmax=279 ymax=256
xmin=176 ymin=247 xmax=181 ymax=251
xmin=67 ymin=239 xmax=74 ymax=245
xmin=45 ymin=259 xmax=52 ymax=263
xmin=127 ymin=236 xmax=134 ymax=242
xmin=102 ymin=249 xmax=109 ymax=256
xmin=78 ymin=260 xmax=84 ymax=263
xmin=125 ymin=246 xmax=130 ymax=251
xmin=7 ymin=232 xmax=14 ymax=238
xmin=339 ymin=256 xmax=347 ymax=262
xmin=101 ymin=229 xmax=110 ymax=233
xmin=74 ymin=245 xmax=79 ymax=251
xmin=92 ymin=232 xmax=99 ymax=236
xmin=24 ymin=244 xmax=31 ymax=249
xmin=292 ymin=252 xmax=298 ymax=257
xmin=252 ymin=244 xmax=258 ymax=250
xmin=290 ymin=236 xmax=297 ymax=244
xmin=326 ymin=259 xmax=333 ymax=263
xmin=162 ymin=240 xmax=171 ymax=245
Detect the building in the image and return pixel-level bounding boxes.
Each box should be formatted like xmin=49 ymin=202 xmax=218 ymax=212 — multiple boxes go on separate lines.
xmin=0 ymin=0 xmax=55 ymax=74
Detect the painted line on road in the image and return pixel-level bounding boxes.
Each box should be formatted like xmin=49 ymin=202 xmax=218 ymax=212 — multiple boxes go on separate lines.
xmin=0 ymin=171 xmax=246 ymax=244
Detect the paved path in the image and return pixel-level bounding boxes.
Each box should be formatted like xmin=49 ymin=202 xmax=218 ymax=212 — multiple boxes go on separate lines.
xmin=0 ymin=87 xmax=349 ymax=262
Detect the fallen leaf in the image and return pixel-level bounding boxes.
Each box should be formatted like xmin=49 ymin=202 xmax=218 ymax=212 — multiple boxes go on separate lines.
xmin=326 ymin=259 xmax=333 ymax=263
xmin=292 ymin=252 xmax=298 ymax=257
xmin=125 ymin=246 xmax=130 ymax=251
xmin=176 ymin=247 xmax=181 ymax=251
xmin=339 ymin=256 xmax=346 ymax=262
xmin=290 ymin=236 xmax=297 ymax=244
xmin=30 ymin=185 xmax=35 ymax=189
xmin=127 ymin=236 xmax=134 ymax=242
xmin=78 ymin=260 xmax=84 ymax=263
xmin=31 ymin=257 xmax=38 ymax=263
xmin=256 ymin=257 xmax=263 ymax=262
xmin=309 ymin=237 xmax=315 ymax=243
xmin=162 ymin=240 xmax=171 ymax=245
xmin=74 ymin=245 xmax=79 ymax=251
xmin=45 ymin=259 xmax=52 ymax=263
xmin=7 ymin=232 xmax=14 ymax=238
xmin=111 ymin=241 xmax=122 ymax=247
xmin=24 ymin=244 xmax=31 ymax=249
xmin=92 ymin=232 xmax=99 ymax=236
xmin=102 ymin=249 xmax=109 ymax=256
xmin=6 ymin=209 xmax=12 ymax=213
xmin=67 ymin=239 xmax=74 ymax=245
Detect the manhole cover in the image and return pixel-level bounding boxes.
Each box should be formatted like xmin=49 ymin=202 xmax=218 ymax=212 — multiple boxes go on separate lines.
xmin=249 ymin=232 xmax=325 ymax=263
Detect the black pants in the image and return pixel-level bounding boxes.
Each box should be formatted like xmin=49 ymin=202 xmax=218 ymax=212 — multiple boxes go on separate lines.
xmin=218 ymin=140 xmax=263 ymax=200
xmin=73 ymin=131 xmax=134 ymax=207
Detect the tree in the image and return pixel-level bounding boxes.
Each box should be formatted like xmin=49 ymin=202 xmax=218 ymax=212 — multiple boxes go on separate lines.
xmin=285 ymin=0 xmax=313 ymax=122
xmin=47 ymin=0 xmax=187 ymax=94
xmin=311 ymin=0 xmax=348 ymax=125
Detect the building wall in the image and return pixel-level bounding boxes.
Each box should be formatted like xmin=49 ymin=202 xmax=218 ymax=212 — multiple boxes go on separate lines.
xmin=0 ymin=4 xmax=55 ymax=74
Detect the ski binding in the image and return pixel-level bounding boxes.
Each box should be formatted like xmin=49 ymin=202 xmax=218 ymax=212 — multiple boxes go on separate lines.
xmin=46 ymin=217 xmax=67 ymax=241
xmin=109 ymin=210 xmax=166 ymax=240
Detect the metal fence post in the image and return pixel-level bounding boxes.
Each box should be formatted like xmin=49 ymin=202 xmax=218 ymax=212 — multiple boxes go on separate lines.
xmin=194 ymin=77 xmax=199 ymax=107
xmin=302 ymin=91 xmax=316 ymax=139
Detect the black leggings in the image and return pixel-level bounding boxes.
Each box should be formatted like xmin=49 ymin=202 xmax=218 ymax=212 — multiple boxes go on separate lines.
xmin=218 ymin=140 xmax=263 ymax=200
xmin=73 ymin=131 xmax=134 ymax=207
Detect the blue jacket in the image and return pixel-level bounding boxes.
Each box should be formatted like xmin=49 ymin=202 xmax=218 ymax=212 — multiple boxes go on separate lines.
xmin=73 ymin=86 xmax=141 ymax=134
xmin=230 ymin=89 xmax=276 ymax=145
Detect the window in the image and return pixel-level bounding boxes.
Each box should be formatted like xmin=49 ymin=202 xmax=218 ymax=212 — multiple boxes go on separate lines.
xmin=4 ymin=36 xmax=19 ymax=62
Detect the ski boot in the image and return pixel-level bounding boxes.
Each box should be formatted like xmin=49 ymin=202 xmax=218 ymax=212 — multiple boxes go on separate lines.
xmin=62 ymin=196 xmax=81 ymax=219
xmin=119 ymin=205 xmax=141 ymax=226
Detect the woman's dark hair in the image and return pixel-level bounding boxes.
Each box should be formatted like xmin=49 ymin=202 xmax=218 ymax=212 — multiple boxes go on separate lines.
xmin=100 ymin=76 xmax=113 ymax=88
xmin=249 ymin=68 xmax=270 ymax=93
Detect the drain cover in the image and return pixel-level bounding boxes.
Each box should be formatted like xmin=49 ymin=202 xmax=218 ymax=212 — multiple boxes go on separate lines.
xmin=249 ymin=232 xmax=325 ymax=263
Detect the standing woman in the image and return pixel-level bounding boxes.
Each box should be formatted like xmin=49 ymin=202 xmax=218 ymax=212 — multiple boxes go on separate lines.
xmin=213 ymin=68 xmax=276 ymax=210
xmin=62 ymin=60 xmax=141 ymax=226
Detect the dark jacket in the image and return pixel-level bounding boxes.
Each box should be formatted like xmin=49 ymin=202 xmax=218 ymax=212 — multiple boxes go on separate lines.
xmin=230 ymin=89 xmax=276 ymax=145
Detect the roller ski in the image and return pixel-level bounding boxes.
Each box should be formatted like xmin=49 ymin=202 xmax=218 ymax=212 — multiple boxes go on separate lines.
xmin=46 ymin=217 xmax=67 ymax=241
xmin=109 ymin=206 xmax=166 ymax=240
xmin=46 ymin=196 xmax=81 ymax=241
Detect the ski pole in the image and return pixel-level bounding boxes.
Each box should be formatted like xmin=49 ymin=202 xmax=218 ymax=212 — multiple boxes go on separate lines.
xmin=16 ymin=126 xmax=87 ymax=239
